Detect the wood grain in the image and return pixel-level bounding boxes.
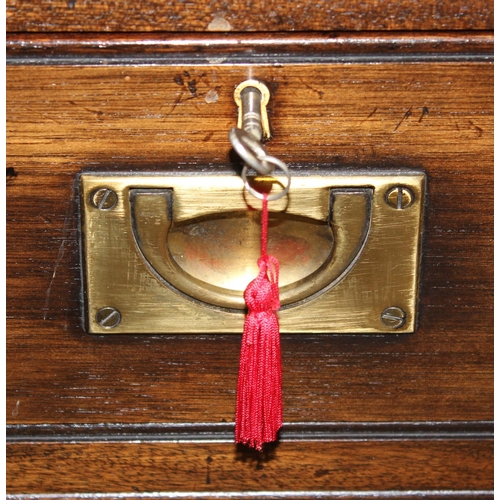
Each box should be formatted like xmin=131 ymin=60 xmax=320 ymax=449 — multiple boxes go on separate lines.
xmin=6 ymin=0 xmax=494 ymax=33
xmin=6 ymin=62 xmax=493 ymax=425
xmin=6 ymin=440 xmax=494 ymax=493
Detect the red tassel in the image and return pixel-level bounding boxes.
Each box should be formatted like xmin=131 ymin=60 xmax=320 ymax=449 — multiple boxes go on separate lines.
xmin=235 ymin=194 xmax=283 ymax=451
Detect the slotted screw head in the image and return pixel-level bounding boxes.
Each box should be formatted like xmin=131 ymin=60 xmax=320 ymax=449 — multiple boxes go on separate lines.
xmin=90 ymin=188 xmax=118 ymax=210
xmin=385 ymin=186 xmax=414 ymax=209
xmin=381 ymin=307 xmax=406 ymax=329
xmin=95 ymin=307 xmax=122 ymax=329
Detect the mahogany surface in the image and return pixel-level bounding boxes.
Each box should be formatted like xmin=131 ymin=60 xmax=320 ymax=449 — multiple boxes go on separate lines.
xmin=6 ymin=0 xmax=493 ymax=32
xmin=6 ymin=26 xmax=493 ymax=499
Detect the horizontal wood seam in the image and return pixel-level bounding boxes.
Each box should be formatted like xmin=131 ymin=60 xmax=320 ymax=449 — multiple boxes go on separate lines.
xmin=7 ymin=421 xmax=494 ymax=443
xmin=6 ymin=31 xmax=494 ymax=65
xmin=6 ymin=31 xmax=494 ymax=48
xmin=5 ymin=490 xmax=496 ymax=499
xmin=7 ymin=54 xmax=493 ymax=66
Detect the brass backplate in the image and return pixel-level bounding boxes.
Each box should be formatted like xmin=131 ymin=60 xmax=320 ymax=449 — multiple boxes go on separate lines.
xmin=80 ymin=170 xmax=425 ymax=334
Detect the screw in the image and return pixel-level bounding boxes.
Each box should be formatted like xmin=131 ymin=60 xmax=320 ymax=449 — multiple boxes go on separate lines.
xmin=95 ymin=307 xmax=121 ymax=329
xmin=385 ymin=186 xmax=414 ymax=209
xmin=90 ymin=188 xmax=118 ymax=210
xmin=381 ymin=307 xmax=406 ymax=329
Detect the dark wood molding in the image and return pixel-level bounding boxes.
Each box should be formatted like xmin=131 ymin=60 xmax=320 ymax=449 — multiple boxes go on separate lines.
xmin=6 ymin=32 xmax=494 ymax=65
xmin=6 ymin=491 xmax=496 ymax=500
xmin=6 ymin=421 xmax=494 ymax=443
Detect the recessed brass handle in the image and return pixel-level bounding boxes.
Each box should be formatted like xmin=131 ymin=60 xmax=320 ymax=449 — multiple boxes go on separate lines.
xmin=80 ymin=172 xmax=425 ymax=333
xmin=130 ymin=187 xmax=372 ymax=310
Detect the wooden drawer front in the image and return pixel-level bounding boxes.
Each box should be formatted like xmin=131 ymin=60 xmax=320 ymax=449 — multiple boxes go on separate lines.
xmin=7 ymin=35 xmax=493 ymax=497
xmin=7 ymin=60 xmax=493 ymax=424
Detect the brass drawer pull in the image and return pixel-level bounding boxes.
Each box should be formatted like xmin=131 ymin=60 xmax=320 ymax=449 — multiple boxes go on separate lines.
xmin=80 ymin=171 xmax=425 ymax=334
